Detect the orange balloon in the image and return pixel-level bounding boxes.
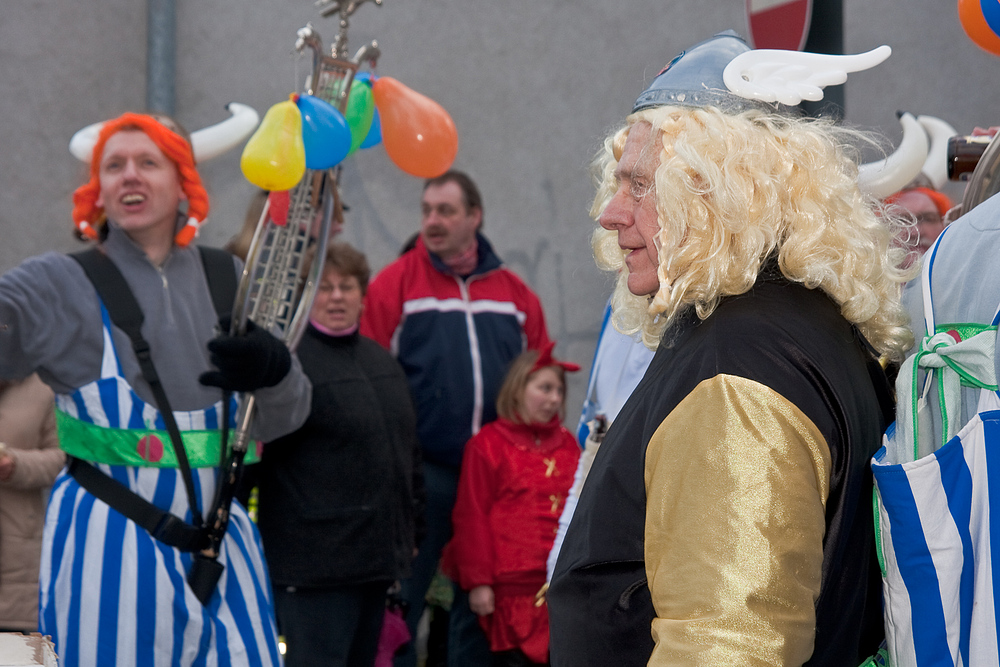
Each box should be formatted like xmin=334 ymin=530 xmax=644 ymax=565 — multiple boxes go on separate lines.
xmin=958 ymin=0 xmax=1000 ymax=57
xmin=372 ymin=77 xmax=458 ymax=178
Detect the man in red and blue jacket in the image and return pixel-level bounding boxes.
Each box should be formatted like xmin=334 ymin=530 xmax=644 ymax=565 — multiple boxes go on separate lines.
xmin=361 ymin=170 xmax=550 ymax=667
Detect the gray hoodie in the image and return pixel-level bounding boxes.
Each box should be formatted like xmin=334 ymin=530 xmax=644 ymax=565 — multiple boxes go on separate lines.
xmin=0 ymin=223 xmax=311 ymax=442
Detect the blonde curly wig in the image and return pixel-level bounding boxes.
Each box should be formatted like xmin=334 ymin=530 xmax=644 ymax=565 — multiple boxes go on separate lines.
xmin=591 ymin=106 xmax=915 ymax=359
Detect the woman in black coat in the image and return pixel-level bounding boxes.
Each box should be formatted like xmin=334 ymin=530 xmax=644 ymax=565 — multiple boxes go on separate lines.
xmin=257 ymin=242 xmax=424 ymax=667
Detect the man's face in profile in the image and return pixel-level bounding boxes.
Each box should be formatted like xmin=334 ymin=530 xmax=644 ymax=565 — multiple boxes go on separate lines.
xmin=600 ymin=122 xmax=663 ymax=297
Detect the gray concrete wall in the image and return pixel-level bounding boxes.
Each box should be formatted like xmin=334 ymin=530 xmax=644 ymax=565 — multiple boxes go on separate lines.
xmin=2 ymin=0 xmax=998 ymax=417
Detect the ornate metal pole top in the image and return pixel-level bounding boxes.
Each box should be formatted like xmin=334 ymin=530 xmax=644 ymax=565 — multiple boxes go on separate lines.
xmin=314 ymin=0 xmax=383 ymax=58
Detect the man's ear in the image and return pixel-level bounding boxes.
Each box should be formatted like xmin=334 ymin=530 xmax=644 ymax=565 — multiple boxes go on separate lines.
xmin=471 ymin=206 xmax=483 ymax=230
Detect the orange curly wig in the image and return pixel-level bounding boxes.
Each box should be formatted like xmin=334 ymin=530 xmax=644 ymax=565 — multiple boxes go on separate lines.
xmin=885 ymin=186 xmax=954 ymax=218
xmin=71 ymin=113 xmax=209 ymax=247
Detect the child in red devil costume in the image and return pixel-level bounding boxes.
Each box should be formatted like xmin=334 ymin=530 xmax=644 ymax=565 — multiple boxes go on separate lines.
xmin=442 ymin=343 xmax=580 ymax=666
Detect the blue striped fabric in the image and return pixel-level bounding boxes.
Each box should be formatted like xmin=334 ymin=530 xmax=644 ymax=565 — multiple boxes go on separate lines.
xmin=873 ymin=228 xmax=1000 ymax=666
xmin=54 ymin=305 xmax=235 ymax=434
xmin=39 ymin=303 xmax=281 ymax=666
xmin=874 ymin=409 xmax=1000 ymax=665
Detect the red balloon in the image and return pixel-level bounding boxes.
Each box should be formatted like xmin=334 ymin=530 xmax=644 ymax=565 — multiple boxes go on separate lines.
xmin=372 ymin=77 xmax=458 ymax=178
xmin=268 ymin=190 xmax=290 ymax=226
xmin=958 ymin=0 xmax=1000 ymax=57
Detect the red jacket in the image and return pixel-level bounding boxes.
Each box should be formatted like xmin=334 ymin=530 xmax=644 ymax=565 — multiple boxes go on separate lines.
xmin=443 ymin=416 xmax=580 ymax=589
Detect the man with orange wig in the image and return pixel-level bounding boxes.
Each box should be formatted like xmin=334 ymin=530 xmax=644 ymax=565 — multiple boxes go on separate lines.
xmin=0 ymin=112 xmax=311 ymax=666
xmin=547 ymin=32 xmax=914 ymax=666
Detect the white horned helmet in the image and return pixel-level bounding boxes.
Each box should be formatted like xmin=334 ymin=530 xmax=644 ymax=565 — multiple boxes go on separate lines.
xmin=67 ymin=104 xmax=259 ymax=245
xmin=631 ymin=30 xmax=927 ymax=199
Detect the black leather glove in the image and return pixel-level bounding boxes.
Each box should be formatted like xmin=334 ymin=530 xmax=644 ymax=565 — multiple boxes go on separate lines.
xmin=199 ymin=317 xmax=291 ymax=392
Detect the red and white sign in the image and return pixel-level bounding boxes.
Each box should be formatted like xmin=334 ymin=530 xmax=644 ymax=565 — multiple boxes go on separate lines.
xmin=746 ymin=0 xmax=813 ymax=51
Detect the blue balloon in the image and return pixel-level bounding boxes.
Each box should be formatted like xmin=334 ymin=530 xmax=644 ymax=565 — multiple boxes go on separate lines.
xmin=984 ymin=0 xmax=1000 ymax=38
xmin=353 ymin=72 xmax=382 ymax=149
xmin=296 ymin=94 xmax=352 ymax=169
xmin=360 ymin=107 xmax=382 ymax=149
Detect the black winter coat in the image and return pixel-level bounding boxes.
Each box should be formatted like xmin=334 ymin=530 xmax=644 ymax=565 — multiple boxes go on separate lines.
xmin=257 ymin=326 xmax=424 ymax=587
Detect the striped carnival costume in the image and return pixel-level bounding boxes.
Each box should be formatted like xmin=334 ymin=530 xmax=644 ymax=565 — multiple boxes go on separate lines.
xmin=43 ymin=299 xmax=277 ymax=666
xmin=0 ymin=226 xmax=311 ymax=666
xmin=0 ymin=112 xmax=311 ymax=666
xmin=876 ymin=192 xmax=1000 ymax=665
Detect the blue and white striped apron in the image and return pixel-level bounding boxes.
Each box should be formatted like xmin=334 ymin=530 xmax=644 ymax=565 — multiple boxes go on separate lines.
xmin=873 ymin=228 xmax=1000 ymax=666
xmin=39 ymin=303 xmax=281 ymax=667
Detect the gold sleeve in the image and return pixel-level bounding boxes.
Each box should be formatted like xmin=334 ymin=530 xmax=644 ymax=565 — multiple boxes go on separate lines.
xmin=644 ymin=374 xmax=831 ymax=667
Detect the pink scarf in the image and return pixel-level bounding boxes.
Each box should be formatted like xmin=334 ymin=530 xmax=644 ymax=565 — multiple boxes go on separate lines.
xmin=310 ymin=318 xmax=359 ymax=337
xmin=441 ymin=239 xmax=479 ymax=277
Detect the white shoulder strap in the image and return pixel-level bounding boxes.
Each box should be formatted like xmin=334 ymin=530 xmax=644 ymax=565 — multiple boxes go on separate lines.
xmin=920 ymin=225 xmax=952 ymax=338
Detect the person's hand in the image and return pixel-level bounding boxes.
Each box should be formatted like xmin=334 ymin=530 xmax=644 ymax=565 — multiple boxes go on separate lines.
xmin=972 ymin=126 xmax=1000 ymax=138
xmin=0 ymin=451 xmax=15 ymax=483
xmin=469 ymin=585 xmax=495 ymax=616
xmin=199 ymin=317 xmax=291 ymax=392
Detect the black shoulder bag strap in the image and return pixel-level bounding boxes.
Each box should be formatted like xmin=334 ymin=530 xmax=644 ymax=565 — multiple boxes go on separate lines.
xmin=197 ymin=246 xmax=237 ymax=469
xmin=68 ymin=247 xmax=222 ymax=551
xmin=190 ymin=247 xmax=241 ymax=603
xmin=198 ymin=246 xmax=236 ymax=323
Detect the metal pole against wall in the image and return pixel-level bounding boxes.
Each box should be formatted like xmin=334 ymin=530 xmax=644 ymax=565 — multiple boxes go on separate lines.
xmin=801 ymin=0 xmax=844 ymax=119
xmin=147 ymin=0 xmax=176 ymax=115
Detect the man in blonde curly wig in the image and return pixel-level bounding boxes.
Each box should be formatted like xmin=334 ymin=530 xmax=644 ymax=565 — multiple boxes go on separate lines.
xmin=548 ymin=32 xmax=912 ymax=666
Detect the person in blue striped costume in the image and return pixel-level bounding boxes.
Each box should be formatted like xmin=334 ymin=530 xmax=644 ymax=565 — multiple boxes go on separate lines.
xmin=0 ymin=112 xmax=312 ymax=666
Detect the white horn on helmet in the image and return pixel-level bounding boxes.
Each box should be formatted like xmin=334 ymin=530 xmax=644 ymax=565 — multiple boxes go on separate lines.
xmin=857 ymin=112 xmax=929 ymax=199
xmin=917 ymin=115 xmax=958 ymax=191
xmin=69 ymin=121 xmax=104 ymax=163
xmin=68 ymin=103 xmax=259 ymax=164
xmin=191 ymin=103 xmax=259 ymax=162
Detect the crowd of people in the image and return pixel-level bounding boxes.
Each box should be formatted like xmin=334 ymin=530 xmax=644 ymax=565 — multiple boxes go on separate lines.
xmin=0 ymin=27 xmax=997 ymax=667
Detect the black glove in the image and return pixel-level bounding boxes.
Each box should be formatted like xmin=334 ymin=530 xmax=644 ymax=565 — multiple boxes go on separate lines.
xmin=199 ymin=317 xmax=291 ymax=392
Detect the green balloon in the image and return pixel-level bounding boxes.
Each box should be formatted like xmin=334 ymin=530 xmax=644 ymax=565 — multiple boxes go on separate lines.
xmin=344 ymin=80 xmax=375 ymax=155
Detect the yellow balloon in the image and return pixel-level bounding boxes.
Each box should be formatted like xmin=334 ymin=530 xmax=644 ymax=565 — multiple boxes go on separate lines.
xmin=240 ymin=96 xmax=306 ymax=191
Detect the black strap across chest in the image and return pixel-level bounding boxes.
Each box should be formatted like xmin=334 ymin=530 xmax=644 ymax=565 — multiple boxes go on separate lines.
xmin=66 ymin=246 xmax=236 ymax=550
